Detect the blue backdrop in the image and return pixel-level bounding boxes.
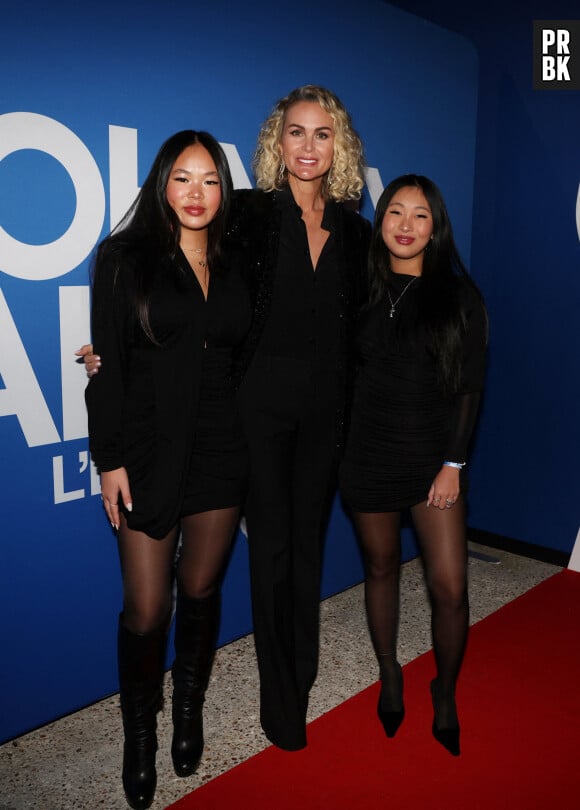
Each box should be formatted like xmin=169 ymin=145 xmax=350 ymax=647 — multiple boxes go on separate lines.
xmin=0 ymin=0 xmax=478 ymax=742
xmin=388 ymin=0 xmax=580 ymax=556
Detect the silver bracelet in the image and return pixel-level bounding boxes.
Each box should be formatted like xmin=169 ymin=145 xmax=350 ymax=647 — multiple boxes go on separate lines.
xmin=443 ymin=461 xmax=465 ymax=469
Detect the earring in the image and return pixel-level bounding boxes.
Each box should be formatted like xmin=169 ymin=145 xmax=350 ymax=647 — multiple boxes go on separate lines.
xmin=278 ymin=160 xmax=286 ymax=184
xmin=326 ymin=168 xmax=334 ymax=188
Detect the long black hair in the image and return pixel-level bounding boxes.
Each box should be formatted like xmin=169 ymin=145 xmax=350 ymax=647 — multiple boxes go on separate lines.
xmin=369 ymin=174 xmax=484 ymax=393
xmin=93 ymin=130 xmax=233 ymax=342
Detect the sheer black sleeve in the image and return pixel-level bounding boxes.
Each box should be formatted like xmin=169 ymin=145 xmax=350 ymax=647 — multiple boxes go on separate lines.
xmin=444 ymin=283 xmax=488 ymax=462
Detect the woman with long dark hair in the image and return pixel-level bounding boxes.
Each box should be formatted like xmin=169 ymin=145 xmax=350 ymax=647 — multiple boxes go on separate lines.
xmin=85 ymin=130 xmax=250 ymax=808
xmin=339 ymin=174 xmax=487 ymax=756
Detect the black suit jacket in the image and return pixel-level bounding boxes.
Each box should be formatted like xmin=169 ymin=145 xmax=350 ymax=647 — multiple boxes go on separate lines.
xmin=226 ymin=187 xmax=371 ymax=450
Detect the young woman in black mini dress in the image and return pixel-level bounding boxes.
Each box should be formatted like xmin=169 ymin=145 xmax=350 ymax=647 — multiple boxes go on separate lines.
xmin=85 ymin=131 xmax=250 ymax=809
xmin=339 ymin=174 xmax=487 ymax=756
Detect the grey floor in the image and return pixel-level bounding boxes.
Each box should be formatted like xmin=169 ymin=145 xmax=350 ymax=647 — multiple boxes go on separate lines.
xmin=0 ymin=540 xmax=561 ymax=810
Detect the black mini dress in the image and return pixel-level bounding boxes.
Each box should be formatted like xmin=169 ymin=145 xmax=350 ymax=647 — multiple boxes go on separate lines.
xmin=87 ymin=248 xmax=251 ymax=538
xmin=339 ymin=271 xmax=486 ymax=513
xmin=180 ymin=279 xmax=251 ymax=517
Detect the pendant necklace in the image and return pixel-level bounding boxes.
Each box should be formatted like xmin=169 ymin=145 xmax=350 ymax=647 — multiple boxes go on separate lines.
xmin=183 ymin=246 xmax=207 ymax=269
xmin=386 ymin=276 xmax=417 ymax=318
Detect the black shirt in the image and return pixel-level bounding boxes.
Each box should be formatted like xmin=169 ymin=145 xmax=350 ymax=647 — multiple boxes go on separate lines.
xmin=256 ymin=188 xmax=340 ymax=368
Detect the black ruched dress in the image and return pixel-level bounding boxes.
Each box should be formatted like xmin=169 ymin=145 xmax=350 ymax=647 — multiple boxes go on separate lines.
xmin=339 ymin=270 xmax=487 ymax=513
xmin=180 ymin=277 xmax=251 ymax=520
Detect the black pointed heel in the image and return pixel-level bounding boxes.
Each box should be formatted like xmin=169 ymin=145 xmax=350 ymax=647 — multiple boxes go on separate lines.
xmin=432 ymin=719 xmax=460 ymax=756
xmin=430 ymin=679 xmax=460 ymax=756
xmin=377 ymin=663 xmax=405 ymax=738
xmin=378 ymin=701 xmax=405 ymax=738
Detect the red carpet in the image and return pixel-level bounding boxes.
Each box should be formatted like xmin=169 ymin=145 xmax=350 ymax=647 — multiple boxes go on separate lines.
xmin=167 ymin=570 xmax=580 ymax=809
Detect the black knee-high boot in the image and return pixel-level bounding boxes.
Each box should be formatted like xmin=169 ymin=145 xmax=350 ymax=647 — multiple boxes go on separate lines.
xmin=118 ymin=617 xmax=167 ymax=810
xmin=171 ymin=590 xmax=220 ymax=777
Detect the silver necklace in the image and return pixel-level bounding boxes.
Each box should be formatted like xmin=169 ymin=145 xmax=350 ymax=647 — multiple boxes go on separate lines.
xmin=386 ymin=276 xmax=417 ymax=318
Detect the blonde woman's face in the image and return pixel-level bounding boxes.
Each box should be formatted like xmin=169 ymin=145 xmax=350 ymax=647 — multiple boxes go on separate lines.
xmin=279 ymin=101 xmax=335 ymax=184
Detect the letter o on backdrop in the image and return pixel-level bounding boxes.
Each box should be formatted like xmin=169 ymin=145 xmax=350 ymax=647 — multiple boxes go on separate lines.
xmin=0 ymin=112 xmax=105 ymax=280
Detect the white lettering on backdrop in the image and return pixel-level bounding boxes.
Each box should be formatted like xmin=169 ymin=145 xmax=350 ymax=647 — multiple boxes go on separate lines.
xmin=0 ymin=113 xmax=105 ymax=280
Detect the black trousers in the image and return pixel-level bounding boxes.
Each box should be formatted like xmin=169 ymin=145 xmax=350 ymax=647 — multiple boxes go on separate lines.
xmin=237 ymin=354 xmax=338 ymax=750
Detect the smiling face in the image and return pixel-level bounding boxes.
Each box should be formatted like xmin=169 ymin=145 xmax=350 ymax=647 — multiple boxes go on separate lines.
xmin=278 ymin=101 xmax=335 ymax=187
xmin=381 ymin=185 xmax=434 ymax=274
xmin=165 ymin=143 xmax=222 ymax=236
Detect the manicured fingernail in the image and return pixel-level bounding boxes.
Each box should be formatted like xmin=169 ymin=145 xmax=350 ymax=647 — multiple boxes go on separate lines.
xmin=126 ymin=503 xmax=133 ymax=512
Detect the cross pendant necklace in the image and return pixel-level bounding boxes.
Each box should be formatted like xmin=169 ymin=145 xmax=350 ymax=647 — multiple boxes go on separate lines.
xmin=386 ymin=276 xmax=417 ymax=318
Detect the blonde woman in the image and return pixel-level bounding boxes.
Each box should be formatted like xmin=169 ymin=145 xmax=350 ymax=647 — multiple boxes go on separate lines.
xmin=228 ymin=85 xmax=370 ymax=751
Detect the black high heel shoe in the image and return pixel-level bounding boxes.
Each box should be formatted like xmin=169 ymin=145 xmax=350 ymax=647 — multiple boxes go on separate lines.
xmin=377 ymin=663 xmax=405 ymax=738
xmin=430 ymin=679 xmax=460 ymax=756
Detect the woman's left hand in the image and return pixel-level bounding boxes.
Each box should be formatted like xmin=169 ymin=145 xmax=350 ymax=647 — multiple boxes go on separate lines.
xmin=427 ymin=466 xmax=460 ymax=510
xmin=75 ymin=344 xmax=100 ymax=377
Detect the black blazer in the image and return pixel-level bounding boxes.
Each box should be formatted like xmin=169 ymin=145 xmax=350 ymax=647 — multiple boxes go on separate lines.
xmin=226 ymin=188 xmax=371 ymax=449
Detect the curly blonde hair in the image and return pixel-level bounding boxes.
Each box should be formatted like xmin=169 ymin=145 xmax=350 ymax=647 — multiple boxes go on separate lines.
xmin=252 ymin=85 xmax=365 ymax=202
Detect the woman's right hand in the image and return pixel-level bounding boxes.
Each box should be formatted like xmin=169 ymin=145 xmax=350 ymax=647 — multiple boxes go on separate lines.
xmin=75 ymin=344 xmax=101 ymax=377
xmin=100 ymin=468 xmax=132 ymax=530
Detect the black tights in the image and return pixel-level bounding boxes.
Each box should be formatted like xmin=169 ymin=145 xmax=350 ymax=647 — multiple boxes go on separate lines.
xmin=117 ymin=507 xmax=240 ymax=635
xmin=353 ymin=498 xmax=468 ymax=723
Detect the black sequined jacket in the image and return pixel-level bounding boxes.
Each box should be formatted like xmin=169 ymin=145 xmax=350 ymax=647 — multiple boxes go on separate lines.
xmin=226 ymin=188 xmax=371 ymax=450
